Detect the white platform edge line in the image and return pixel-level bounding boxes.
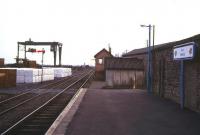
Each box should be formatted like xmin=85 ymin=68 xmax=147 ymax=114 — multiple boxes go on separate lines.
xmin=45 ymin=88 xmax=87 ymax=135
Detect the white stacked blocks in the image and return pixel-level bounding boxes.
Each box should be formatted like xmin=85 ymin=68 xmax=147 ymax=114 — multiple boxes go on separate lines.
xmin=24 ymin=69 xmax=40 ymax=83
xmin=17 ymin=68 xmax=41 ymax=83
xmin=16 ymin=68 xmax=71 ymax=83
xmin=1 ymin=67 xmax=72 ymax=84
xmin=16 ymin=68 xmax=54 ymax=83
xmin=42 ymin=68 xmax=54 ymax=81
xmin=16 ymin=68 xmax=25 ymax=83
xmin=54 ymin=68 xmax=72 ymax=78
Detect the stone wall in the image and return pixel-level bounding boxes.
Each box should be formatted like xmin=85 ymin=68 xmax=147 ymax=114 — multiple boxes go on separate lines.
xmin=124 ymin=37 xmax=200 ymax=112
xmin=152 ymin=40 xmax=200 ymax=112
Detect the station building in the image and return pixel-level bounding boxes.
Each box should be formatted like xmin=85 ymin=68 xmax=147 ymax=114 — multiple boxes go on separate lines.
xmin=94 ymin=48 xmax=113 ymax=80
xmin=123 ymin=34 xmax=200 ymax=112
xmin=94 ymin=48 xmax=145 ymax=88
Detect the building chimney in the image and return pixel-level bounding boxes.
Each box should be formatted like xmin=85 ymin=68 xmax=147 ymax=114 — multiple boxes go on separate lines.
xmin=108 ymin=43 xmax=111 ymax=54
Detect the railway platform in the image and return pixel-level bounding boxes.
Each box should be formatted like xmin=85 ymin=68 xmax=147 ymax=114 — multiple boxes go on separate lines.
xmin=47 ymin=81 xmax=200 ymax=135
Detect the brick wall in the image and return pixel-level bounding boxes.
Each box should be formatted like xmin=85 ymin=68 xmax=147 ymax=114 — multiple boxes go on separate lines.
xmin=124 ymin=38 xmax=200 ymax=112
xmin=152 ymin=40 xmax=200 ymax=112
xmin=94 ymin=49 xmax=112 ymax=80
xmin=153 ymin=48 xmax=180 ymax=103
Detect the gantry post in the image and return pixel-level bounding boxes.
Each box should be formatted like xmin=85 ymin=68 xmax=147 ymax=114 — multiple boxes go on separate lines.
xmin=54 ymin=46 xmax=57 ymax=67
xmin=59 ymin=45 xmax=62 ymax=66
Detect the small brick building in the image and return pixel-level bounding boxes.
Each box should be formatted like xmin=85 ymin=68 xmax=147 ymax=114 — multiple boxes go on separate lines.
xmin=123 ymin=34 xmax=200 ymax=113
xmin=94 ymin=48 xmax=113 ymax=80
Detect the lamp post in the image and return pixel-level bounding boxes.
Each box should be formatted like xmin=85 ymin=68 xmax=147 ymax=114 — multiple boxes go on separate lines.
xmin=141 ymin=24 xmax=155 ymax=94
xmin=152 ymin=25 xmax=155 ymax=49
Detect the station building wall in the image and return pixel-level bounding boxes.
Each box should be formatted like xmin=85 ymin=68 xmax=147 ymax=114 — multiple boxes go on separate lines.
xmin=123 ymin=35 xmax=200 ymax=112
xmin=153 ymin=45 xmax=200 ymax=112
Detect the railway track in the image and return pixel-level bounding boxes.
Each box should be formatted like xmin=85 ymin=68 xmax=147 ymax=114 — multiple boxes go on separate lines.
xmin=0 ymin=69 xmax=91 ymax=130
xmin=0 ymin=70 xmax=89 ymax=117
xmin=0 ymin=69 xmax=87 ymax=105
xmin=0 ymin=69 xmax=94 ymax=135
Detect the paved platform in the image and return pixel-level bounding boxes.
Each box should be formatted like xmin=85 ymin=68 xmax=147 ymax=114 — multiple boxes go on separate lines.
xmin=88 ymin=81 xmax=106 ymax=89
xmin=48 ymin=81 xmax=200 ymax=135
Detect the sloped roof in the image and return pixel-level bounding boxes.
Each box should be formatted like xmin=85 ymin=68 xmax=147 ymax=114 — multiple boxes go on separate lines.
xmin=123 ymin=34 xmax=200 ymax=57
xmin=104 ymin=57 xmax=144 ymax=70
xmin=94 ymin=48 xmax=113 ymax=58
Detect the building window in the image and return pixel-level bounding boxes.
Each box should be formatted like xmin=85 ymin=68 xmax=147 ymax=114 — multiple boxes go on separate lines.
xmin=98 ymin=59 xmax=103 ymax=64
xmin=96 ymin=58 xmax=104 ymax=65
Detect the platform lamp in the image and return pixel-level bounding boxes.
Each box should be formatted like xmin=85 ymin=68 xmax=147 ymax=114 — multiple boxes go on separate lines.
xmin=140 ymin=24 xmax=154 ymax=94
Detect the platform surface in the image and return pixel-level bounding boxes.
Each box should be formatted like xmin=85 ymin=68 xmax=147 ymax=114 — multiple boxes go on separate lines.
xmin=64 ymin=81 xmax=200 ymax=135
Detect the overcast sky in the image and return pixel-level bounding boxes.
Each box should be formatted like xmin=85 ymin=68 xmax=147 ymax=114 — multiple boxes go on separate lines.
xmin=0 ymin=0 xmax=200 ymax=65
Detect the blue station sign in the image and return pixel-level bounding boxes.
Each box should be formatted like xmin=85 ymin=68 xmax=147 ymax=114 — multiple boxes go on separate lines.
xmin=173 ymin=42 xmax=197 ymax=109
xmin=173 ymin=42 xmax=196 ymax=60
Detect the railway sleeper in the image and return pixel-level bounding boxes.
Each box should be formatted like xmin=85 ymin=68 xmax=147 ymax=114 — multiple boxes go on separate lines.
xmin=35 ymin=114 xmax=55 ymax=119
xmin=14 ymin=129 xmax=46 ymax=135
xmin=28 ymin=119 xmax=54 ymax=123
xmin=37 ymin=113 xmax=58 ymax=116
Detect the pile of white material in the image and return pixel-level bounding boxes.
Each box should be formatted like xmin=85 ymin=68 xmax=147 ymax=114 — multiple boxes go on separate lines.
xmin=18 ymin=68 xmax=38 ymax=83
xmin=42 ymin=68 xmax=54 ymax=81
xmin=16 ymin=68 xmax=25 ymax=83
xmin=16 ymin=68 xmax=54 ymax=83
xmin=54 ymin=68 xmax=72 ymax=78
xmin=1 ymin=67 xmax=72 ymax=84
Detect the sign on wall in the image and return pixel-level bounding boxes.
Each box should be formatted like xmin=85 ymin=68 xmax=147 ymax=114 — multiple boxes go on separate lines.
xmin=173 ymin=42 xmax=196 ymax=60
